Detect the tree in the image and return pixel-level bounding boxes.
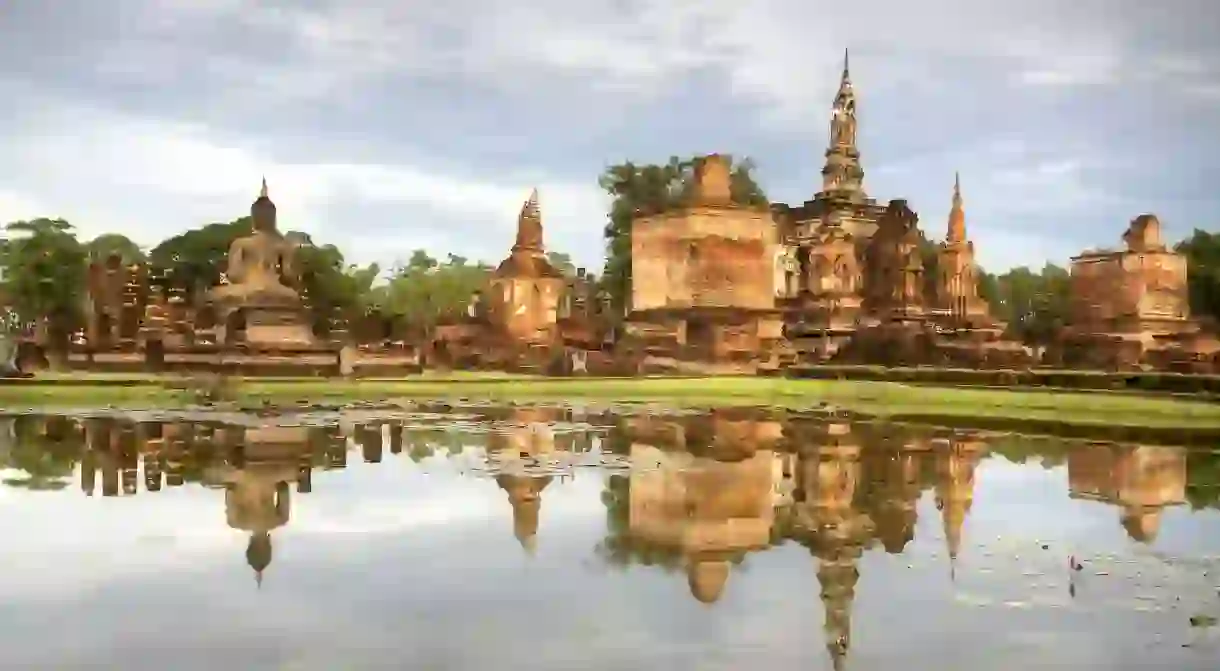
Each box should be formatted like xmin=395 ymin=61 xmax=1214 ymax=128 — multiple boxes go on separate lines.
xmin=0 ymin=416 xmax=83 ymax=491
xmin=294 ymin=241 xmax=380 ymax=333
xmin=1 ymin=218 xmax=88 ymax=353
xmin=1185 ymin=448 xmax=1220 ymax=510
xmin=546 ymin=251 xmax=576 ymax=277
xmin=598 ymin=155 xmax=768 ymax=314
xmin=990 ymin=264 xmax=1072 ymax=344
xmin=148 ymin=218 xmax=249 ymax=294
xmin=371 ymin=250 xmax=491 ymax=330
xmin=86 ymin=233 xmax=146 ymax=265
xmin=1175 ymin=229 xmax=1220 ymax=324
xmin=976 ymin=269 xmax=1001 ymax=311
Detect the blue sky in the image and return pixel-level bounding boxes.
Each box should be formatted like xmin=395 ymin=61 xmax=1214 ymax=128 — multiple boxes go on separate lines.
xmin=0 ymin=0 xmax=1217 ymax=274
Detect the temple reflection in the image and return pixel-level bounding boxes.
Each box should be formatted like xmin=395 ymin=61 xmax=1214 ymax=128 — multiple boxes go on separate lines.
xmin=789 ymin=420 xmax=874 ymax=671
xmin=204 ymin=426 xmax=311 ymax=586
xmin=2 ymin=408 xmax=1214 ymax=656
xmin=935 ymin=434 xmax=986 ymax=579
xmin=1068 ymin=443 xmax=1187 ymax=543
xmin=606 ymin=416 xmax=994 ymax=670
xmin=487 ymin=408 xmax=565 ymax=554
xmin=624 ymin=412 xmax=782 ymax=604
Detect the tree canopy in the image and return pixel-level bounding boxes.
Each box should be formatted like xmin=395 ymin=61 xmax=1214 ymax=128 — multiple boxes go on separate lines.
xmin=976 ymin=263 xmax=1073 ymax=345
xmin=1175 ymin=229 xmax=1220 ymax=325
xmin=0 ymin=218 xmax=88 ymax=341
xmin=149 ymin=218 xmax=249 ymax=292
xmin=87 ymin=233 xmax=146 ymax=265
xmin=368 ymin=251 xmax=491 ymax=329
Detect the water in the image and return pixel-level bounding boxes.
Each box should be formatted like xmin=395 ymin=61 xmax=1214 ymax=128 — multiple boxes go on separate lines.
xmin=1 ymin=406 xmax=1219 ymax=670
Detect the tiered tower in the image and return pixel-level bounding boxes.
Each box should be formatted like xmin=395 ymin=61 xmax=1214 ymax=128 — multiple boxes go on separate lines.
xmin=820 ymin=50 xmax=866 ymax=201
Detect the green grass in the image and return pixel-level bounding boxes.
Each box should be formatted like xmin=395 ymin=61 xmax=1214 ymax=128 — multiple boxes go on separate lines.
xmin=1 ymin=375 xmax=1218 ymax=430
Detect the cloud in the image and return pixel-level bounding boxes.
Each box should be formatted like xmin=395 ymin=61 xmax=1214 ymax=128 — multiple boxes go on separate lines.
xmin=0 ymin=0 xmax=1216 ymax=274
xmin=0 ymin=105 xmax=607 ymax=268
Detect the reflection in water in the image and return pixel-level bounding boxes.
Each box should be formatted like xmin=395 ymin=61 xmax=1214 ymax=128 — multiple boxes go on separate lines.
xmin=1068 ymin=444 xmax=1187 ymax=544
xmin=1 ymin=408 xmax=1219 ymax=669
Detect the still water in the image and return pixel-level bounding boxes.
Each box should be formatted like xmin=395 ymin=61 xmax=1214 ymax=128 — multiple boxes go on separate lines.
xmin=1 ymin=405 xmax=1218 ymax=670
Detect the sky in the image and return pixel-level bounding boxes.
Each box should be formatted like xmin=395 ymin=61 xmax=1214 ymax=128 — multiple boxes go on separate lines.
xmin=0 ymin=0 xmax=1217 ymax=275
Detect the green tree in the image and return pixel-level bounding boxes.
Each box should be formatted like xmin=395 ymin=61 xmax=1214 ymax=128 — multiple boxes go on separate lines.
xmin=1175 ymin=229 xmax=1220 ymax=324
xmin=598 ymin=155 xmax=768 ymax=314
xmin=977 ymin=269 xmax=1001 ymax=311
xmin=1 ymin=218 xmax=88 ymax=356
xmin=149 ymin=218 xmax=249 ymax=293
xmin=1185 ymin=448 xmax=1220 ymax=510
xmin=546 ymin=251 xmax=576 ymax=277
xmin=0 ymin=416 xmax=83 ymax=491
xmin=373 ymin=250 xmax=491 ymax=330
xmin=992 ymin=264 xmax=1071 ymax=345
xmin=86 ymin=233 xmax=146 ymax=265
xmin=294 ymin=241 xmax=380 ymax=333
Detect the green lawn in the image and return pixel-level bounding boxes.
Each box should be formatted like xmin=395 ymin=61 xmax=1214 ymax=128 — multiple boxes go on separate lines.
xmin=1 ymin=375 xmax=1218 ymax=430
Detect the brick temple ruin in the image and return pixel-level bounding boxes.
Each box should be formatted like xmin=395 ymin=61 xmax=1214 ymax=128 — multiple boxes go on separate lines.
xmin=1057 ymin=213 xmax=1219 ymax=372
xmin=623 ymin=53 xmax=1032 ymax=373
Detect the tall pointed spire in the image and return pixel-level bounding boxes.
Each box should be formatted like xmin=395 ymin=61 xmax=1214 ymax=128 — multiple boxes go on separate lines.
xmin=513 ymin=187 xmax=544 ymax=253
xmin=819 ymin=50 xmax=865 ymax=199
xmin=259 ymin=176 xmax=268 ymax=199
xmin=947 ymin=172 xmax=966 ymax=243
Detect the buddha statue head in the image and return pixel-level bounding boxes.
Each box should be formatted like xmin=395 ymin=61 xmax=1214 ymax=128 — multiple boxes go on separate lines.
xmin=251 ymin=177 xmax=277 ymax=234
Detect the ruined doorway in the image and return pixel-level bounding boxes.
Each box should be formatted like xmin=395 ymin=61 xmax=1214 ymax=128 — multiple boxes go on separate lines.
xmin=686 ymin=318 xmax=715 ymax=359
xmin=145 ymin=338 xmax=165 ymax=371
xmin=95 ymin=313 xmax=113 ymax=350
xmin=225 ymin=309 xmax=248 ymax=345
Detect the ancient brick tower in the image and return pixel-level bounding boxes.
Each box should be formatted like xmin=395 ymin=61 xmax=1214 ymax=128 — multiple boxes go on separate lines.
xmin=820 ymin=49 xmax=866 ymax=201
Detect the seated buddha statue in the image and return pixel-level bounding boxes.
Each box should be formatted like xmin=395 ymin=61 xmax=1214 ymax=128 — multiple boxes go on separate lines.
xmin=209 ymin=179 xmax=303 ymax=306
